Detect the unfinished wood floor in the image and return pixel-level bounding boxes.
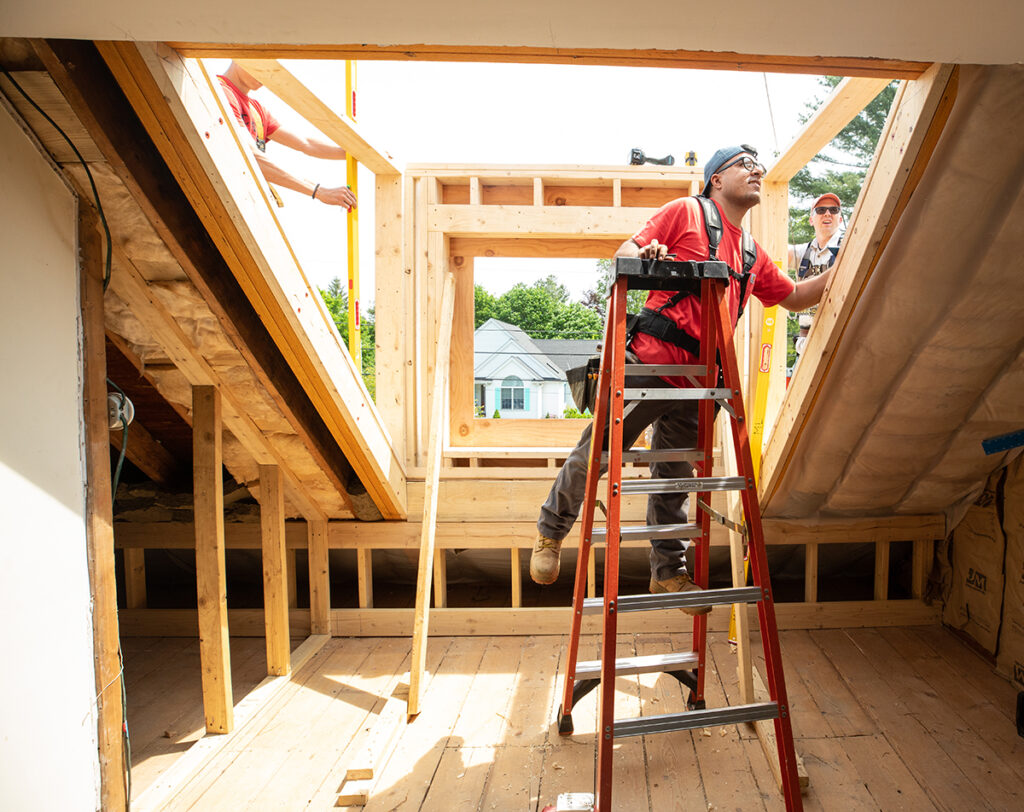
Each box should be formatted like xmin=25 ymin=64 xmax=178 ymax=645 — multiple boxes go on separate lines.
xmin=125 ymin=625 xmax=1024 ymax=811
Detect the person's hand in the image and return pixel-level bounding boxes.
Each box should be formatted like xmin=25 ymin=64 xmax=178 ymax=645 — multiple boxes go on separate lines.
xmin=314 ymin=185 xmax=358 ymax=210
xmin=638 ymin=239 xmax=668 ymax=260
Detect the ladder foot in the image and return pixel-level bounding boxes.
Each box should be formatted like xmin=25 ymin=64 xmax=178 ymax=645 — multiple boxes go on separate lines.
xmin=557 ymin=705 xmax=575 ymax=736
xmin=686 ymin=693 xmax=706 ymax=711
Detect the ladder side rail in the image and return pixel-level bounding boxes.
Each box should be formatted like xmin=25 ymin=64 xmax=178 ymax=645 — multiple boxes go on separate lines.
xmin=595 ymin=278 xmax=629 ymax=812
xmin=560 ymin=293 xmax=618 ymax=720
xmin=691 ymin=276 xmax=721 ymax=706
xmin=713 ymin=288 xmax=804 ymax=811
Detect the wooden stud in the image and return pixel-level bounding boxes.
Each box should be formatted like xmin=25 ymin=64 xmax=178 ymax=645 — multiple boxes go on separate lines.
xmin=510 ymin=548 xmax=522 ymax=608
xmin=612 ymin=178 xmax=622 ymax=207
xmin=587 ymin=547 xmax=597 ymax=599
xmin=767 ymin=77 xmax=893 ymax=183
xmin=232 ymin=60 xmax=397 ymax=174
xmin=428 ymin=203 xmax=657 ymax=238
xmin=911 ymin=538 xmax=933 ymax=599
xmin=874 ymin=540 xmax=890 ymax=601
xmin=469 ymin=176 xmax=481 ymax=205
xmin=408 ymin=273 xmax=456 ymax=718
xmin=357 ymin=549 xmax=374 ymax=609
xmin=805 ymin=542 xmax=819 ymax=604
xmin=308 ymin=520 xmax=331 ymax=635
xmin=79 ymin=210 xmax=128 ymax=810
xmin=123 ymin=548 xmax=147 ymax=609
xmin=532 ymin=177 xmax=543 ymax=206
xmin=259 ymin=464 xmax=291 ymax=676
xmin=287 ymin=548 xmax=298 ymax=609
xmin=433 ymin=549 xmax=448 ymax=609
xmin=192 ymin=384 xmax=233 ymax=733
xmin=374 ymin=173 xmax=407 ymax=464
xmin=721 ymin=425 xmax=753 ymax=703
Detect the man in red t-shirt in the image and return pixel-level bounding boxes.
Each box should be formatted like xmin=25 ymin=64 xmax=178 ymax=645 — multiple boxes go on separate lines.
xmin=531 ymin=145 xmax=833 ymax=609
xmin=217 ymin=61 xmax=357 ymax=210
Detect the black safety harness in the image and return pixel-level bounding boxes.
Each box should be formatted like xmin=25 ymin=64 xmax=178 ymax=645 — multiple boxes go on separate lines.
xmin=797 ymin=239 xmax=841 ymax=279
xmin=630 ymin=195 xmax=758 ymax=357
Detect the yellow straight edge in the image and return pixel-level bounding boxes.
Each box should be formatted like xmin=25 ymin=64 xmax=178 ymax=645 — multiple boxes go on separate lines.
xmin=728 ymin=292 xmax=779 ymax=643
xmin=345 ymin=60 xmax=362 ymax=368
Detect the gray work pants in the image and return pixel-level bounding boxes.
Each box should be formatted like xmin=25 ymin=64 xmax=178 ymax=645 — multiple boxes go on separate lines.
xmin=537 ymin=365 xmax=700 ymax=582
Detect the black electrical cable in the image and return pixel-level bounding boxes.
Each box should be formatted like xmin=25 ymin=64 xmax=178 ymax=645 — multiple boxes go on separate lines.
xmin=1 ymin=69 xmax=113 ymax=291
xmin=104 ymin=378 xmax=132 ymax=811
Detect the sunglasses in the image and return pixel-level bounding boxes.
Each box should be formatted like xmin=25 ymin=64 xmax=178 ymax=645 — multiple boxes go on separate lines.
xmin=814 ymin=206 xmax=841 ymax=215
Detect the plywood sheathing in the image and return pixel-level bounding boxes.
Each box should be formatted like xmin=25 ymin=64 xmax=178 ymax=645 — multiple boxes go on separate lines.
xmin=763 ymin=65 xmax=1024 ymax=528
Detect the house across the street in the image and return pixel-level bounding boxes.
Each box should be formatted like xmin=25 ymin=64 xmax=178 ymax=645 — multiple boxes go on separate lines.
xmin=473 ymin=318 xmax=600 ymax=418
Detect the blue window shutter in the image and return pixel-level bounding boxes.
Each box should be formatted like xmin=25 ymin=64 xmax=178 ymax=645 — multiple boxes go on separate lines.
xmin=524 ymin=387 xmax=530 ymax=411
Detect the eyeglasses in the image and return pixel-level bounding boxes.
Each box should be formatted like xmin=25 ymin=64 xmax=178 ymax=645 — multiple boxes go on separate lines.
xmin=813 ymin=206 xmax=841 ymax=215
xmin=718 ymin=155 xmax=767 ymax=176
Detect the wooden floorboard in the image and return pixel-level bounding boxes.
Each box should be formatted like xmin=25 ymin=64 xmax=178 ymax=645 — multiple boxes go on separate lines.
xmin=119 ymin=625 xmax=1021 ymax=811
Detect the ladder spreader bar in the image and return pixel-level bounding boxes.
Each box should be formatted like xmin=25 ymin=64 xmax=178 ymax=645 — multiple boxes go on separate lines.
xmin=614 ymin=702 xmax=779 ymax=738
xmin=604 ymin=448 xmax=703 ymax=463
xmin=591 ymin=523 xmax=701 ymax=542
xmin=575 ymin=651 xmax=698 ymax=679
xmin=624 ymin=388 xmax=733 ymax=401
xmin=619 ymin=476 xmax=747 ymax=495
xmin=582 ymin=586 xmax=763 ymax=614
xmin=623 ymin=364 xmax=706 ymax=377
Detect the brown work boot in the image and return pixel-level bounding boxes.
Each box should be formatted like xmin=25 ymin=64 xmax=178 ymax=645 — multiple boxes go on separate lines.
xmin=530 ymin=534 xmax=563 ymax=585
xmin=649 ymin=572 xmax=712 ymax=616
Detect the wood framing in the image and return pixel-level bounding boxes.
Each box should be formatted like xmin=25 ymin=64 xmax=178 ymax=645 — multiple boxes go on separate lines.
xmin=232 ymin=59 xmax=397 ymax=174
xmin=79 ymin=210 xmax=128 ymax=811
xmin=168 ymin=43 xmax=929 ymax=80
xmin=259 ymin=464 xmax=291 ymax=676
xmin=409 ymin=272 xmax=456 ymax=718
xmin=308 ymin=520 xmax=331 ymax=634
xmin=33 ymin=40 xmax=361 ymax=520
xmin=85 ymin=39 xmax=407 ymax=518
xmin=760 ymin=64 xmax=959 ymax=506
xmin=193 ymin=385 xmax=234 ymax=733
xmin=766 ymin=77 xmax=893 ymax=183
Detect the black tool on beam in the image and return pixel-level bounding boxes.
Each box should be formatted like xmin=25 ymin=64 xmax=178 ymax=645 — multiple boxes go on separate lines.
xmin=629 ymin=148 xmax=675 ymax=166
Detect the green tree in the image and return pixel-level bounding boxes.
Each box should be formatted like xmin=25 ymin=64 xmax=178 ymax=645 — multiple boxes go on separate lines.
xmin=474 ymin=284 xmax=497 ymax=328
xmin=556 ymin=301 xmax=604 ymax=339
xmin=319 ymin=277 xmax=376 ymax=401
xmin=492 ymin=276 xmax=567 ymax=337
xmin=788 ymin=77 xmax=898 ymax=243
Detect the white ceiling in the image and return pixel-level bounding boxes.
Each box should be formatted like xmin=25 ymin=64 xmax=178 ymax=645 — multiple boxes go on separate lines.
xmin=3 ymin=1 xmax=1023 ymax=66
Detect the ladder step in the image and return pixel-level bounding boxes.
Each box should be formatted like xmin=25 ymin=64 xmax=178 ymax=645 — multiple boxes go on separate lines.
xmin=582 ymin=586 xmax=763 ymax=614
xmin=623 ymin=364 xmax=706 ymax=377
xmin=602 ymin=447 xmax=703 ymax=464
xmin=614 ymin=702 xmax=779 ymax=738
xmin=619 ymin=476 xmax=747 ymax=495
xmin=591 ymin=523 xmax=701 ymax=542
xmin=624 ymin=387 xmax=733 ymax=401
xmin=575 ymin=651 xmax=698 ymax=680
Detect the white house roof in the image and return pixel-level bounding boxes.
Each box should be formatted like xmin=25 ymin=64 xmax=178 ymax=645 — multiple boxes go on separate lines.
xmin=474 ymin=319 xmax=566 ymax=382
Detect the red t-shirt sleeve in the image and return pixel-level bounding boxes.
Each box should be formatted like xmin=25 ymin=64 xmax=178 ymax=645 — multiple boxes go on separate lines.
xmin=751 ymin=250 xmax=796 ymax=308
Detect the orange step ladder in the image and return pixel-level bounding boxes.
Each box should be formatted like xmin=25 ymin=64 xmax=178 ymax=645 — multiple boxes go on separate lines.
xmin=555 ymin=257 xmax=802 ymax=811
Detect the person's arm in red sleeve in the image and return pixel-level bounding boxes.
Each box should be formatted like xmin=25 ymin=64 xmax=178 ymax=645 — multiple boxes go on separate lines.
xmin=779 ymin=266 xmax=833 ymax=311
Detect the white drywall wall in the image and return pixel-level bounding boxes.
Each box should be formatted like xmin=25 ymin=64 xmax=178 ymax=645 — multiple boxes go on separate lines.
xmin=2 ymin=1 xmax=1023 ymax=64
xmin=0 ymin=103 xmax=101 ymax=809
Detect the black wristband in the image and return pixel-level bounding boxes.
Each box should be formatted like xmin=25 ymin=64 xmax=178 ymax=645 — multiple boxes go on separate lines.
xmin=311 ymin=183 xmax=320 ymax=200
